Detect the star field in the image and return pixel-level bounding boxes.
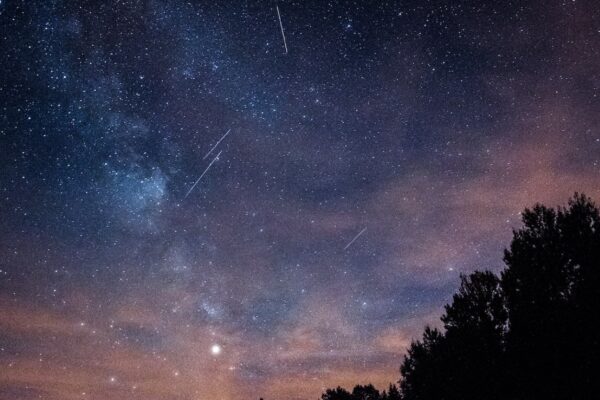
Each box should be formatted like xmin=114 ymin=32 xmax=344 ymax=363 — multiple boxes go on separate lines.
xmin=1 ymin=1 xmax=599 ymax=399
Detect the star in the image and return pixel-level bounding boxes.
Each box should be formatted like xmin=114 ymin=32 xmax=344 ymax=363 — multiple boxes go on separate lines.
xmin=211 ymin=344 xmax=222 ymax=356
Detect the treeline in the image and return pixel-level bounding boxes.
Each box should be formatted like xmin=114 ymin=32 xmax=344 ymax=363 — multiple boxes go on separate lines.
xmin=322 ymin=384 xmax=401 ymax=400
xmin=321 ymin=194 xmax=600 ymax=400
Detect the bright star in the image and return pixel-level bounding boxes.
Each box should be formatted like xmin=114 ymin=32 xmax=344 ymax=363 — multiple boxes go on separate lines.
xmin=211 ymin=344 xmax=222 ymax=355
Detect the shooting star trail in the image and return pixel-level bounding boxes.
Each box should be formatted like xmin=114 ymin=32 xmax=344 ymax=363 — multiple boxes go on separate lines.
xmin=185 ymin=150 xmax=223 ymax=199
xmin=276 ymin=5 xmax=288 ymax=54
xmin=203 ymin=128 xmax=231 ymax=160
xmin=344 ymin=227 xmax=367 ymax=250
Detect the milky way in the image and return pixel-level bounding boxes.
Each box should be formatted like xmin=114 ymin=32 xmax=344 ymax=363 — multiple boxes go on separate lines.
xmin=1 ymin=1 xmax=599 ymax=399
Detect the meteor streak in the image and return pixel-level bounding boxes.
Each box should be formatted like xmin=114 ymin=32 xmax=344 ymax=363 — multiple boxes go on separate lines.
xmin=203 ymin=129 xmax=231 ymax=160
xmin=276 ymin=5 xmax=288 ymax=54
xmin=185 ymin=150 xmax=223 ymax=198
xmin=344 ymin=227 xmax=367 ymax=250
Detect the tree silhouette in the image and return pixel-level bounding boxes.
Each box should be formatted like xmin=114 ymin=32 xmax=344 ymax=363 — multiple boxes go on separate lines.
xmin=442 ymin=271 xmax=506 ymax=400
xmin=398 ymin=327 xmax=447 ymax=400
xmin=322 ymin=385 xmax=383 ymax=400
xmin=400 ymin=272 xmax=506 ymax=400
xmin=398 ymin=194 xmax=600 ymax=399
xmin=324 ymin=194 xmax=600 ymax=400
xmin=501 ymin=193 xmax=600 ymax=399
xmin=321 ymin=387 xmax=353 ymax=400
xmin=382 ymin=384 xmax=401 ymax=400
xmin=351 ymin=384 xmax=381 ymax=400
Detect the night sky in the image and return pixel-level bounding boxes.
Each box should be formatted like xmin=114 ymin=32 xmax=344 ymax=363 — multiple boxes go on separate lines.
xmin=1 ymin=1 xmax=599 ymax=399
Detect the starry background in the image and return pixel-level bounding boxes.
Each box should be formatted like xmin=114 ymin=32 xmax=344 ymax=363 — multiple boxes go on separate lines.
xmin=1 ymin=0 xmax=599 ymax=399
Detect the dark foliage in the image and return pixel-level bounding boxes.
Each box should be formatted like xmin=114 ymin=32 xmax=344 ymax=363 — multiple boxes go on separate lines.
xmin=500 ymin=193 xmax=600 ymax=399
xmin=399 ymin=193 xmax=600 ymax=399
xmin=382 ymin=383 xmax=401 ymax=400
xmin=322 ymin=194 xmax=600 ymax=400
xmin=321 ymin=384 xmax=401 ymax=400
xmin=322 ymin=387 xmax=354 ymax=400
xmin=352 ymin=384 xmax=382 ymax=400
xmin=400 ymin=271 xmax=507 ymax=400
